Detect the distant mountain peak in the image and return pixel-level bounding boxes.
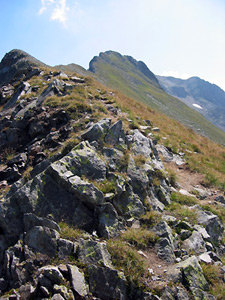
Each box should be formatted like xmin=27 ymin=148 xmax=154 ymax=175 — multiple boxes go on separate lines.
xmin=89 ymin=50 xmax=161 ymax=89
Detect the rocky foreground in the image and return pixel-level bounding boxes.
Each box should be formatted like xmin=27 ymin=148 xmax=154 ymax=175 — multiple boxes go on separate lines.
xmin=0 ymin=50 xmax=224 ymax=300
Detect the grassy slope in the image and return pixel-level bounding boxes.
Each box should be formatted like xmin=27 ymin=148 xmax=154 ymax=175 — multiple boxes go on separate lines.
xmin=88 ymin=52 xmax=225 ymax=145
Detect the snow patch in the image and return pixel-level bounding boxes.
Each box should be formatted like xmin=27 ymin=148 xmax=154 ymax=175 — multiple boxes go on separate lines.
xmin=193 ymin=103 xmax=203 ymax=109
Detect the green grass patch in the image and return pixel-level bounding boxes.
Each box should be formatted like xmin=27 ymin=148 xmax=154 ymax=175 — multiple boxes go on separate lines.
xmin=121 ymin=228 xmax=158 ymax=249
xmin=170 ymin=192 xmax=198 ymax=206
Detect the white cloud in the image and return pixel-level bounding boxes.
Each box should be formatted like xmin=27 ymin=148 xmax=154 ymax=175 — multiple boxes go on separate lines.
xmin=160 ymin=71 xmax=192 ymax=80
xmin=39 ymin=0 xmax=69 ymax=26
xmin=50 ymin=0 xmax=69 ymax=25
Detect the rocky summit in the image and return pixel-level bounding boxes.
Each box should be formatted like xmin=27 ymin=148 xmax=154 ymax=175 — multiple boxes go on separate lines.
xmin=0 ymin=50 xmax=225 ymax=300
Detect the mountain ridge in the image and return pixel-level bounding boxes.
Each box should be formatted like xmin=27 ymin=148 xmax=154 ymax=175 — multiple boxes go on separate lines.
xmin=157 ymin=75 xmax=225 ymax=132
xmin=86 ymin=50 xmax=225 ymax=144
xmin=0 ymin=48 xmax=225 ymax=300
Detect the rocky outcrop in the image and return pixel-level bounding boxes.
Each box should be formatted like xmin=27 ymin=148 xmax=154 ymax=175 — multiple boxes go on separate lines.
xmin=0 ymin=50 xmax=224 ymax=300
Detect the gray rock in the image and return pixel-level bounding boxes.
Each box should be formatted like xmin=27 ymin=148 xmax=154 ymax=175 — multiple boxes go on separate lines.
xmin=155 ymin=221 xmax=174 ymax=246
xmin=51 ymin=294 xmax=64 ymax=300
xmin=47 ymin=162 xmax=104 ymax=209
xmin=97 ymin=203 xmax=124 ymax=238
xmin=67 ymin=264 xmax=89 ymax=297
xmin=146 ymin=194 xmax=165 ymax=212
xmin=39 ymin=266 xmax=64 ymax=284
xmin=127 ymin=157 xmax=149 ymax=197
xmin=25 ymin=226 xmax=59 ymax=257
xmin=40 ymin=286 xmax=50 ymax=297
xmin=53 ymin=141 xmax=106 ymax=180
xmin=161 ymin=286 xmax=190 ymax=300
xmin=196 ymin=209 xmax=224 ymax=244
xmin=0 ymin=277 xmax=8 ymax=292
xmin=53 ymin=285 xmax=69 ymax=299
xmin=215 ymin=195 xmax=225 ymax=204
xmin=58 ymin=238 xmax=75 ymax=259
xmin=78 ymin=239 xmax=112 ymax=267
xmin=105 ymin=120 xmax=123 ymax=144
xmin=198 ymin=253 xmax=212 ymax=264
xmin=132 ymin=129 xmax=152 ymax=157
xmin=156 ymin=237 xmax=175 ymax=263
xmin=113 ymin=187 xmax=144 ymax=219
xmin=180 ymin=230 xmax=192 ymax=241
xmin=81 ymin=118 xmax=111 ymax=142
xmin=194 ymin=225 xmax=211 ymax=241
xmin=167 ymin=256 xmax=208 ymax=291
xmin=18 ymin=284 xmax=35 ymax=300
xmin=182 ymin=231 xmax=207 ymax=254
xmin=88 ymin=265 xmax=127 ymax=300
xmin=23 ymin=213 xmax=60 ymax=232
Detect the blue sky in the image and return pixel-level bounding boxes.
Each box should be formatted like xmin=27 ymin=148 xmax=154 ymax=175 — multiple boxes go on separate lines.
xmin=0 ymin=0 xmax=225 ymax=90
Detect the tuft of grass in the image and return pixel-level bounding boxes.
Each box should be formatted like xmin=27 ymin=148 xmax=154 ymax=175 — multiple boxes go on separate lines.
xmin=1 ymin=147 xmax=16 ymax=162
xmin=201 ymin=204 xmax=225 ymax=223
xmin=140 ymin=211 xmax=162 ymax=228
xmin=59 ymin=222 xmax=86 ymax=241
xmin=107 ymin=239 xmax=147 ymax=289
xmin=201 ymin=263 xmax=225 ymax=300
xmin=166 ymin=203 xmax=198 ymax=225
xmin=118 ymin=151 xmax=130 ymax=172
xmin=170 ymin=192 xmax=198 ymax=206
xmin=134 ymin=155 xmax=146 ymax=167
xmin=93 ymin=178 xmax=116 ymax=194
xmin=121 ymin=228 xmax=158 ymax=249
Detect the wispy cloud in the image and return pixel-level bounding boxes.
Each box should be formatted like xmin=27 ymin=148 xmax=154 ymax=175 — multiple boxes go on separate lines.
xmin=161 ymin=71 xmax=193 ymax=80
xmin=39 ymin=0 xmax=69 ymax=26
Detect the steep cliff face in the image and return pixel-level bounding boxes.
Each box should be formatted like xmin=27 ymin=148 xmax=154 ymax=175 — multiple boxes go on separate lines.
xmin=0 ymin=50 xmax=224 ymax=300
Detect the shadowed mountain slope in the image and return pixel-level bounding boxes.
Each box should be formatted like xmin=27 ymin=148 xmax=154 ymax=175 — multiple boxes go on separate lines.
xmin=157 ymin=75 xmax=225 ymax=132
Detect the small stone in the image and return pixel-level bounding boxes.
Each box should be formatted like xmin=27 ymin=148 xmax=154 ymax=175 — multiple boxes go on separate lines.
xmin=198 ymin=253 xmax=212 ymax=264
xmin=148 ymin=268 xmax=154 ymax=275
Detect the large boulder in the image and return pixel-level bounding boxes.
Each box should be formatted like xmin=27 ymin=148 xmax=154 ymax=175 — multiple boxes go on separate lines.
xmin=168 ymin=256 xmax=208 ymax=299
xmin=24 ymin=226 xmax=59 ymax=257
xmin=105 ymin=119 xmax=123 ymax=145
xmin=81 ymin=118 xmax=111 ymax=142
xmin=67 ymin=264 xmax=89 ymax=298
xmin=196 ymin=208 xmax=224 ymax=244
xmin=182 ymin=230 xmax=207 ymax=254
xmin=88 ymin=265 xmax=127 ymax=300
xmin=132 ymin=129 xmax=152 ymax=157
xmin=51 ymin=141 xmax=106 ymax=180
xmin=97 ymin=203 xmax=124 ymax=238
xmin=78 ymin=238 xmax=112 ymax=267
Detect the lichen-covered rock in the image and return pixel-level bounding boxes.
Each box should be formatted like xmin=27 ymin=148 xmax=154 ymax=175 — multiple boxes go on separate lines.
xmin=132 ymin=129 xmax=152 ymax=157
xmin=24 ymin=226 xmax=59 ymax=257
xmin=67 ymin=264 xmax=89 ymax=297
xmin=97 ymin=203 xmax=124 ymax=238
xmin=182 ymin=231 xmax=207 ymax=254
xmin=105 ymin=119 xmax=123 ymax=145
xmin=39 ymin=265 xmax=64 ymax=285
xmin=52 ymin=141 xmax=106 ymax=180
xmin=168 ymin=256 xmax=208 ymax=294
xmin=88 ymin=264 xmax=127 ymax=300
xmin=81 ymin=118 xmax=111 ymax=142
xmin=161 ymin=286 xmax=190 ymax=300
xmin=127 ymin=157 xmax=149 ymax=197
xmin=78 ymin=238 xmax=112 ymax=267
xmin=58 ymin=238 xmax=76 ymax=259
xmin=23 ymin=213 xmax=60 ymax=232
xmin=196 ymin=208 xmax=224 ymax=244
xmin=156 ymin=237 xmax=175 ymax=263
